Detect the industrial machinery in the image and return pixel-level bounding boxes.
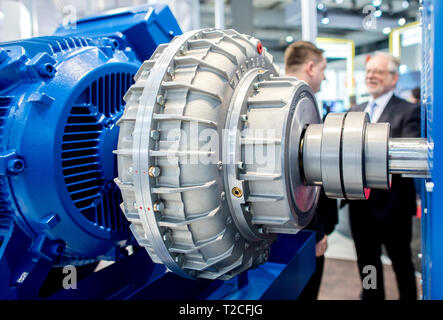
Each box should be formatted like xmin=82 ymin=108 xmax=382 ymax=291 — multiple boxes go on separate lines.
xmin=0 ymin=5 xmax=181 ymax=298
xmin=115 ymin=28 xmax=430 ymax=281
xmin=0 ymin=2 xmax=437 ymax=300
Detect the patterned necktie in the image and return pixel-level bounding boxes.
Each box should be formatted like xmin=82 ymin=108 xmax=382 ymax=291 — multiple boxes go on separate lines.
xmin=367 ymin=101 xmax=377 ymax=122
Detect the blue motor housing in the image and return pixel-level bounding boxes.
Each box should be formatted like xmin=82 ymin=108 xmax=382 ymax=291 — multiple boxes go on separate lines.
xmin=0 ymin=5 xmax=181 ymax=298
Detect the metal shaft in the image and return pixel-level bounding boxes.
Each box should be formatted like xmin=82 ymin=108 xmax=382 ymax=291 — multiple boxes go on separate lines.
xmin=301 ymin=112 xmax=431 ymax=199
xmin=389 ymin=138 xmax=430 ymax=177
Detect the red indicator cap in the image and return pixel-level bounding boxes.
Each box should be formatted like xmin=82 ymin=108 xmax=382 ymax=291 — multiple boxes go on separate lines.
xmin=257 ymin=41 xmax=263 ymax=54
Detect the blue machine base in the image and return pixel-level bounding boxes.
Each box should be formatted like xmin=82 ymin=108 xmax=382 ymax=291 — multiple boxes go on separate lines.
xmin=47 ymin=231 xmax=315 ymax=300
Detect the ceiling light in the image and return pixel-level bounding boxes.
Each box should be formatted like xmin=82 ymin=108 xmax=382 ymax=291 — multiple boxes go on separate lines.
xmin=335 ymin=0 xmax=344 ymax=4
xmin=285 ymin=35 xmax=294 ymax=43
xmin=382 ymin=27 xmax=391 ymax=34
xmin=321 ymin=12 xmax=330 ymax=25
xmin=402 ymin=0 xmax=410 ymax=9
xmin=398 ymin=17 xmax=406 ymax=26
xmin=317 ymin=3 xmax=325 ymax=11
xmin=372 ymin=0 xmax=382 ymax=7
xmin=399 ymin=64 xmax=408 ymax=74
xmin=374 ymin=10 xmax=382 ymax=18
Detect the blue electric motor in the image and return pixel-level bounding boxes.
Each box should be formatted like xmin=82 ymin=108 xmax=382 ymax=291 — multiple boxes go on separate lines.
xmin=0 ymin=5 xmax=181 ymax=298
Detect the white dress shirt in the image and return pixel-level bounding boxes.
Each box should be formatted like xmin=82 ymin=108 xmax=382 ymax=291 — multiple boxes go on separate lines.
xmin=364 ymin=90 xmax=394 ymax=123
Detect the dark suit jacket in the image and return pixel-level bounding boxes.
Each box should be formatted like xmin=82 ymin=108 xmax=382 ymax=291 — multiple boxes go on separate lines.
xmin=305 ymin=188 xmax=338 ymax=242
xmin=349 ymin=94 xmax=421 ymax=219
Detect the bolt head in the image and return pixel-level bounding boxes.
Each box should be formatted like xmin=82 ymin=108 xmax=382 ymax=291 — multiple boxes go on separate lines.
xmin=174 ymin=254 xmax=184 ymax=265
xmin=217 ymin=161 xmax=223 ymax=170
xmin=156 ymin=95 xmax=165 ymax=106
xmin=7 ymin=159 xmax=25 ymax=174
xmin=38 ymin=63 xmax=56 ymax=78
xmin=221 ymin=192 xmax=226 ymax=201
xmin=148 ymin=166 xmax=161 ymax=177
xmin=153 ymin=201 xmax=165 ymax=212
xmin=240 ymin=114 xmax=248 ymax=122
xmin=150 ymin=130 xmax=160 ymax=140
xmin=103 ymin=118 xmax=113 ymax=128
xmin=162 ymin=231 xmax=171 ymax=242
xmin=167 ymin=66 xmax=175 ymax=77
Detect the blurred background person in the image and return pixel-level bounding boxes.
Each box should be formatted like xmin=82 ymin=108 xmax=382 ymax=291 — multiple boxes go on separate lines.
xmin=348 ymin=52 xmax=420 ymax=300
xmin=284 ymin=40 xmax=338 ymax=300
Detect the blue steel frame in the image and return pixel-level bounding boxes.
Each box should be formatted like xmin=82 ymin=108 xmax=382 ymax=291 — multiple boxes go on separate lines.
xmin=421 ymin=0 xmax=443 ymax=300
xmin=46 ymin=231 xmax=315 ymax=300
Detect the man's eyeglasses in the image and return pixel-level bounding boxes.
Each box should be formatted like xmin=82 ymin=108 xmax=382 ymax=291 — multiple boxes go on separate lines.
xmin=365 ymin=69 xmax=396 ymax=76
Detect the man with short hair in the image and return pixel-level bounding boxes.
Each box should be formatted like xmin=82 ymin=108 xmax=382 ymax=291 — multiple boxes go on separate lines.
xmin=349 ymin=51 xmax=420 ymax=300
xmin=284 ymin=40 xmax=337 ymax=300
xmin=284 ymin=40 xmax=327 ymax=93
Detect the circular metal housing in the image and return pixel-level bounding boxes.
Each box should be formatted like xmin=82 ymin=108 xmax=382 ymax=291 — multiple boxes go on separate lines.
xmin=116 ymin=29 xmax=321 ymax=280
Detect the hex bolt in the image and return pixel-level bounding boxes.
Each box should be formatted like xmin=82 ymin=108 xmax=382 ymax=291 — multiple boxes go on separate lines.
xmin=148 ymin=166 xmax=161 ymax=177
xmin=7 ymin=159 xmax=25 ymax=174
xmin=38 ymin=63 xmax=56 ymax=78
xmin=128 ymin=166 xmax=134 ymax=174
xmin=220 ymin=191 xmax=226 ymax=201
xmin=240 ymin=114 xmax=248 ymax=122
xmin=226 ymin=216 xmax=232 ymax=224
xmin=110 ymin=39 xmax=119 ymax=50
xmin=244 ymin=204 xmax=251 ymax=213
xmin=162 ymin=230 xmax=172 ymax=242
xmin=103 ymin=118 xmax=113 ymax=128
xmin=167 ymin=66 xmax=175 ymax=77
xmin=217 ymin=161 xmax=223 ymax=171
xmin=150 ymin=130 xmax=160 ymax=140
xmin=156 ymin=94 xmax=165 ymax=106
xmin=237 ymin=161 xmax=245 ymax=171
xmin=253 ymin=82 xmax=260 ymax=91
xmin=153 ymin=201 xmax=165 ymax=212
xmin=235 ymin=233 xmax=241 ymax=241
xmin=179 ymin=46 xmax=187 ymax=55
xmin=175 ymin=254 xmax=184 ymax=265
